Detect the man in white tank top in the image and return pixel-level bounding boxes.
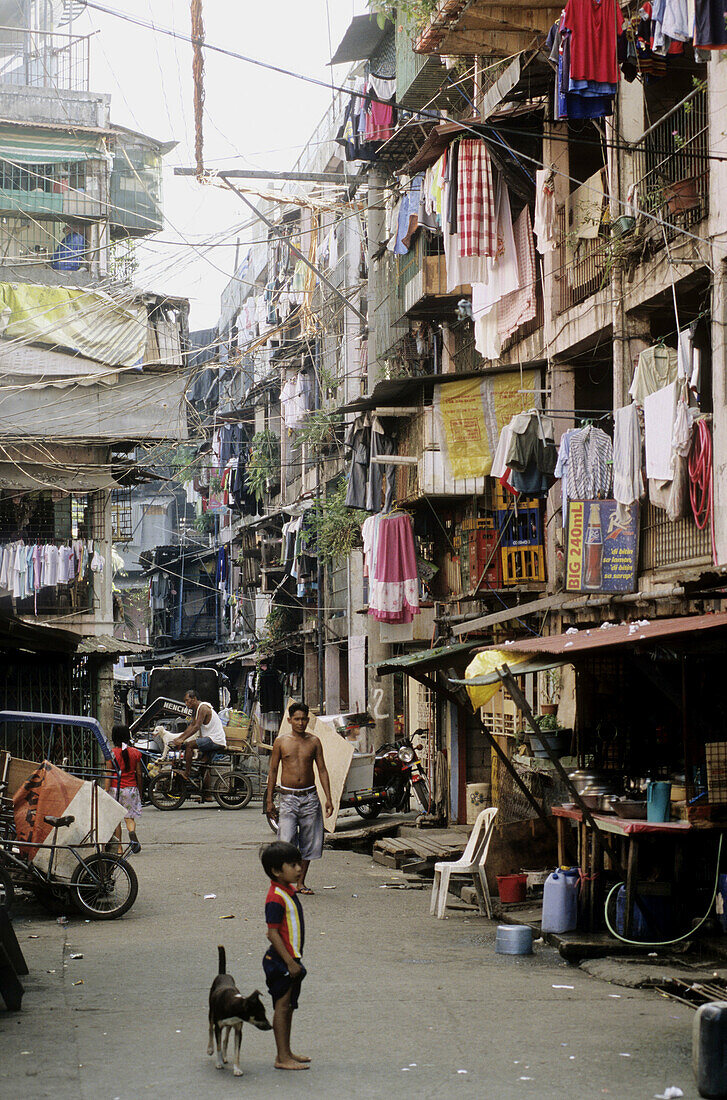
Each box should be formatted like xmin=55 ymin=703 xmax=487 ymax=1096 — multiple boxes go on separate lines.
xmin=172 ymin=689 xmax=227 ymax=796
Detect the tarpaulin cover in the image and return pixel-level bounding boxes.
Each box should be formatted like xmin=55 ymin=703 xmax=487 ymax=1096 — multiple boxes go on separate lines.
xmin=0 ymin=125 xmax=108 ymax=164
xmin=464 ymin=649 xmax=529 ymax=709
xmin=434 ymin=369 xmax=539 ymax=481
xmin=13 ymin=761 xmax=126 ymax=880
xmin=0 ymin=282 xmax=148 ymax=368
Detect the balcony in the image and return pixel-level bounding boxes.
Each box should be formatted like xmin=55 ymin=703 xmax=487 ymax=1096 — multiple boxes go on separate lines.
xmin=0 ymin=27 xmax=91 ymax=93
xmin=633 ymin=85 xmax=708 ymax=245
xmin=639 ymin=502 xmax=711 ymax=573
xmin=556 ymin=205 xmax=609 ymax=313
xmin=396 ymin=234 xmax=468 ymax=320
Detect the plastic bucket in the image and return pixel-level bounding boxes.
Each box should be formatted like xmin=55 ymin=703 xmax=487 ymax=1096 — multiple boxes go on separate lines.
xmin=497 ymin=874 xmax=528 ymax=903
xmin=496 ymin=924 xmax=533 ymax=955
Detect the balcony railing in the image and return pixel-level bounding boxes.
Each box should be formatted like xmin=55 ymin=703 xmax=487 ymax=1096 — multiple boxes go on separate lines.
xmin=633 ymin=85 xmax=708 ymax=244
xmin=556 ymin=205 xmax=609 ymax=313
xmin=0 ymin=27 xmax=90 ymax=93
xmin=639 ymin=502 xmax=711 ymax=572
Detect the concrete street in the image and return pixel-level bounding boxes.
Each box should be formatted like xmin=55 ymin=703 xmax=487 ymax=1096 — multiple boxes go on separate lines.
xmin=0 ymin=805 xmax=700 ymax=1099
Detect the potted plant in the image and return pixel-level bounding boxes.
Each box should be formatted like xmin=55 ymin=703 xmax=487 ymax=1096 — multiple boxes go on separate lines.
xmin=528 ymin=714 xmax=568 ymax=759
xmin=540 ymin=669 xmax=561 ymax=716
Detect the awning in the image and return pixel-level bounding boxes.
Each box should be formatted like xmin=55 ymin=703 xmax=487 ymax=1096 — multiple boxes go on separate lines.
xmin=0 ymin=283 xmax=148 ymax=368
xmin=329 ymin=14 xmax=389 ymax=65
xmin=338 ymin=367 xmax=531 ymax=416
xmin=0 ymin=124 xmax=108 ymax=163
xmin=454 ymin=611 xmax=727 ymax=688
xmin=375 ymin=641 xmax=477 ymax=676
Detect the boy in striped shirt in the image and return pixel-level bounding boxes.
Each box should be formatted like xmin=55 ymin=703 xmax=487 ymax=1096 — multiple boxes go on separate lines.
xmin=261 ymin=841 xmax=310 ymax=1071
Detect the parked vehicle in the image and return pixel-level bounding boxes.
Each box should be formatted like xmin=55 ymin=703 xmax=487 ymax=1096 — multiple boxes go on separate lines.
xmin=266 ymin=736 xmax=431 ymax=832
xmin=147 ymin=755 xmax=253 ymax=811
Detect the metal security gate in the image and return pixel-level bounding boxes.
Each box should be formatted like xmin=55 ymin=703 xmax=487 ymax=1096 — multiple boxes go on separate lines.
xmin=0 ymin=653 xmax=94 ymax=761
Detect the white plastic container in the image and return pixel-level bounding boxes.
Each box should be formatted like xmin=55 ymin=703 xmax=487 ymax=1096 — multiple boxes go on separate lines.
xmin=541 ymin=869 xmax=579 ymax=934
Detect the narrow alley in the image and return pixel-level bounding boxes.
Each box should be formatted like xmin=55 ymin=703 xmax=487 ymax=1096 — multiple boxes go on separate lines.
xmin=0 ymin=808 xmax=698 ymax=1100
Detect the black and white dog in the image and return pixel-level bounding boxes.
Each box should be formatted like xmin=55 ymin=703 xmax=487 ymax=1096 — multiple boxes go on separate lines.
xmin=208 ymin=945 xmax=272 ymax=1075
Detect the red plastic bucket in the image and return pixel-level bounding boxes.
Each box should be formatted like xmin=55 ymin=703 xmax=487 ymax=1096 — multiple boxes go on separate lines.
xmin=497 ymin=874 xmax=528 ymax=903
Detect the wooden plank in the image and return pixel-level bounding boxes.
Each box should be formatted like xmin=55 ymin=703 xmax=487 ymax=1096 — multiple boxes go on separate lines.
xmin=452 ymin=593 xmax=566 ymax=636
xmin=372 ymin=850 xmax=399 ymax=868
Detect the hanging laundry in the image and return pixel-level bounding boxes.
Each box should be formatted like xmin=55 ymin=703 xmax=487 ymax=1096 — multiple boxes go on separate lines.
xmin=563 ymin=0 xmax=623 ymax=85
xmin=629 ymin=345 xmax=678 ymax=404
xmin=613 ymin=404 xmax=645 ymax=526
xmin=456 ymin=140 xmax=497 ymax=259
xmin=534 ymin=168 xmax=558 ymax=253
xmin=345 ymin=416 xmax=371 ymax=510
xmin=665 ymin=398 xmax=696 ymax=521
xmin=554 ymin=428 xmax=582 ymax=526
xmin=368 ymin=513 xmax=420 ymax=624
xmin=498 ymin=207 xmax=538 ymax=340
xmin=565 ymin=424 xmax=614 ymax=499
xmin=505 ymin=411 xmax=558 ymax=496
xmin=570 ymin=171 xmax=605 ymax=241
xmin=471 ymin=174 xmax=520 ymax=361
xmin=366 ymin=417 xmax=396 ymax=514
xmin=644 ymin=380 xmax=679 ymax=480
xmin=694 ymin=0 xmax=727 ymax=49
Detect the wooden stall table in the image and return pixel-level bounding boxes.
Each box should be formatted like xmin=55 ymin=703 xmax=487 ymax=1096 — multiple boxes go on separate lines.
xmin=551 ymin=806 xmax=723 ymax=937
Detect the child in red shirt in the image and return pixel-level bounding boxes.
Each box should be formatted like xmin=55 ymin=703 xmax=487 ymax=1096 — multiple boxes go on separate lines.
xmin=261 ymin=841 xmax=310 ymax=1071
xmin=106 ymin=724 xmax=143 ymax=854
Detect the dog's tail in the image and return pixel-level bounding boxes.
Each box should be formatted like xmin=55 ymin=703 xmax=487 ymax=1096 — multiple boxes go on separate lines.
xmin=218 ymin=945 xmax=226 ymax=975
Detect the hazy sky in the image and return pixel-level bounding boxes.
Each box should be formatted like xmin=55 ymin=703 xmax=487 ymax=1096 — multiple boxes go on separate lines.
xmin=79 ymin=1 xmax=368 ymax=330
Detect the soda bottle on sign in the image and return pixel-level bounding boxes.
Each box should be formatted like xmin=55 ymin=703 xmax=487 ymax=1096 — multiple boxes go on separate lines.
xmin=584 ymin=503 xmax=603 ymax=590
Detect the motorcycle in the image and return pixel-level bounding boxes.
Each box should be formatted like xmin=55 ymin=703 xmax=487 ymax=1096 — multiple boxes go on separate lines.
xmin=266 ymin=737 xmax=431 ymax=833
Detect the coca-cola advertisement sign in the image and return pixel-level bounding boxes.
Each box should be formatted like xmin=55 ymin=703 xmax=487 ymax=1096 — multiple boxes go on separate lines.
xmin=565 ymin=500 xmax=639 ymax=593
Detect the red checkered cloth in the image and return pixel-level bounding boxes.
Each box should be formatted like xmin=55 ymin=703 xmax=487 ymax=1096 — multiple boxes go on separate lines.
xmin=498 ymin=206 xmax=537 ymax=338
xmin=456 ymin=139 xmax=496 ymax=258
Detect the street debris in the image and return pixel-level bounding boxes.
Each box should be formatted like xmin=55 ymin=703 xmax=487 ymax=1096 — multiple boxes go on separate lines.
xmin=203 ymin=894 xmax=216 ymax=900
xmin=56 ymin=916 xmax=68 ymax=925
xmin=72 ymin=980 xmax=84 ymax=986
xmin=69 ymin=953 xmax=83 ymax=959
xmin=654 ymin=1090 xmax=683 ymax=1099
xmin=28 ymin=934 xmax=38 ymax=939
xmin=219 ymin=914 xmax=235 ymax=919
xmin=322 ymin=885 xmax=336 ymax=889
xmin=552 ymin=984 xmax=574 ymax=989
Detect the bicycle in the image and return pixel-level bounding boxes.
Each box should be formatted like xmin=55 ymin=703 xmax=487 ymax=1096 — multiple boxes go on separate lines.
xmin=147 ymin=754 xmax=253 ymax=811
xmin=0 ymin=812 xmax=138 ymax=920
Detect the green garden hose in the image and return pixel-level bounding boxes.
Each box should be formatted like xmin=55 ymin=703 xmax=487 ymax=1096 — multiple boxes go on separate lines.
xmin=603 ymin=834 xmax=724 ymax=947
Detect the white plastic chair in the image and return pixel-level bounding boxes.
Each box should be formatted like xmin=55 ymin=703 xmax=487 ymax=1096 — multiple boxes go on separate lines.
xmin=429 ymin=807 xmax=498 ymax=920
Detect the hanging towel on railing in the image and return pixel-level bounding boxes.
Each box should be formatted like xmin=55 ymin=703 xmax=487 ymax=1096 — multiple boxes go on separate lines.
xmin=613 ymin=404 xmax=644 ymax=525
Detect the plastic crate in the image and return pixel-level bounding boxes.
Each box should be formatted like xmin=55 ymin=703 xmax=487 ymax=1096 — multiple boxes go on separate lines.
xmin=494 ymin=483 xmax=540 ymax=511
xmin=501 ymin=546 xmax=546 ymax=585
xmin=497 ymin=505 xmax=543 ymax=548
xmin=470 ymin=529 xmax=503 ymax=589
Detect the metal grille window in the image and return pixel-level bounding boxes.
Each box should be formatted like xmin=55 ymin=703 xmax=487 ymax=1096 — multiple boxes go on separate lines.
xmin=111 ymin=488 xmax=132 ymax=543
xmin=639 ymin=502 xmax=711 ymax=571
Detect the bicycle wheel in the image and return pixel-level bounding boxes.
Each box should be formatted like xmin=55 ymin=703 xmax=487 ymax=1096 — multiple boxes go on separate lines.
xmin=148 ymin=770 xmax=188 ymax=810
xmin=213 ymin=771 xmax=253 ymax=810
xmin=265 ymin=790 xmax=280 ymax=834
xmin=0 ymin=865 xmax=14 ymax=911
xmin=70 ymin=854 xmax=138 ymax=920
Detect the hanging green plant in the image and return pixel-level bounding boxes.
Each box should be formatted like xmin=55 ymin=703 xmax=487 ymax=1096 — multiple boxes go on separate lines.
xmin=368 ymin=1 xmax=439 ymax=31
xmin=245 ymin=430 xmax=280 ymax=502
xmin=293 ymin=409 xmax=343 ymax=452
xmin=257 ymin=605 xmax=297 ymax=659
xmin=303 ymin=481 xmax=367 ymax=566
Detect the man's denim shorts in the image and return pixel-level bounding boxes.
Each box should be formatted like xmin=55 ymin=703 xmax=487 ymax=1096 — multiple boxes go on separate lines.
xmin=195 ymin=736 xmax=218 ymax=754
xmin=278 ymin=788 xmax=324 ymax=860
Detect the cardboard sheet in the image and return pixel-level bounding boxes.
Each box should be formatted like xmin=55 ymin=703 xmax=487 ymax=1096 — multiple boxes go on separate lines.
xmin=275 ymin=703 xmax=354 ymax=832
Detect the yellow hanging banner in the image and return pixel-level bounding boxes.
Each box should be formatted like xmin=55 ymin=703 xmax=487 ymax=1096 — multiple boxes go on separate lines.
xmin=434 ymin=369 xmax=539 ymax=481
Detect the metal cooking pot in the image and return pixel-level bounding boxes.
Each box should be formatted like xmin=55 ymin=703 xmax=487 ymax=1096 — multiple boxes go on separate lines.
xmin=568 ymin=770 xmax=608 ymax=795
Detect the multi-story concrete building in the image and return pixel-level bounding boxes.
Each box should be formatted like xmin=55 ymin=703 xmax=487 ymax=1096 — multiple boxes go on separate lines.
xmin=0 ymin=2 xmax=188 ymax=732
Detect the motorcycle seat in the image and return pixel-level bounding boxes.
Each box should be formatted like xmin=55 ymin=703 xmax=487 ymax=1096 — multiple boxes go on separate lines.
xmin=43 ymin=814 xmax=75 ymax=829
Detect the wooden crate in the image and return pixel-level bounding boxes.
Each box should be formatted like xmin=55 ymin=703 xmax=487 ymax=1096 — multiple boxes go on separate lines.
xmin=501 ymin=546 xmax=545 ymax=585
xmin=706 ymin=742 xmax=727 ymax=804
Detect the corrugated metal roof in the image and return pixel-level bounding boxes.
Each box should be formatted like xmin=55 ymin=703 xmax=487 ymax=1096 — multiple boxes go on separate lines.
xmin=483 ymin=612 xmax=727 ymax=657
xmin=375 ymin=641 xmax=477 ymax=675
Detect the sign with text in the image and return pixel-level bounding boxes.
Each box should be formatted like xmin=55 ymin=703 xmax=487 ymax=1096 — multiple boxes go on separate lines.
xmin=565 ymin=500 xmax=639 ymax=593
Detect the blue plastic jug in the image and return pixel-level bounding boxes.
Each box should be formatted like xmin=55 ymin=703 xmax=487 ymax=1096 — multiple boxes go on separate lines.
xmin=647 ymin=780 xmax=671 ymax=822
xmin=541 ymin=869 xmax=579 ymax=934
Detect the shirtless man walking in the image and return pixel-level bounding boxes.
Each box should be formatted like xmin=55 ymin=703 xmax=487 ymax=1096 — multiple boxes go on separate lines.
xmin=266 ymin=702 xmax=333 ymax=895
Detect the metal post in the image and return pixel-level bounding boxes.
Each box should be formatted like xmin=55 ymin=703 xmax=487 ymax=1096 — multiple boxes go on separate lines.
xmin=499 ymin=664 xmax=624 ymax=872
